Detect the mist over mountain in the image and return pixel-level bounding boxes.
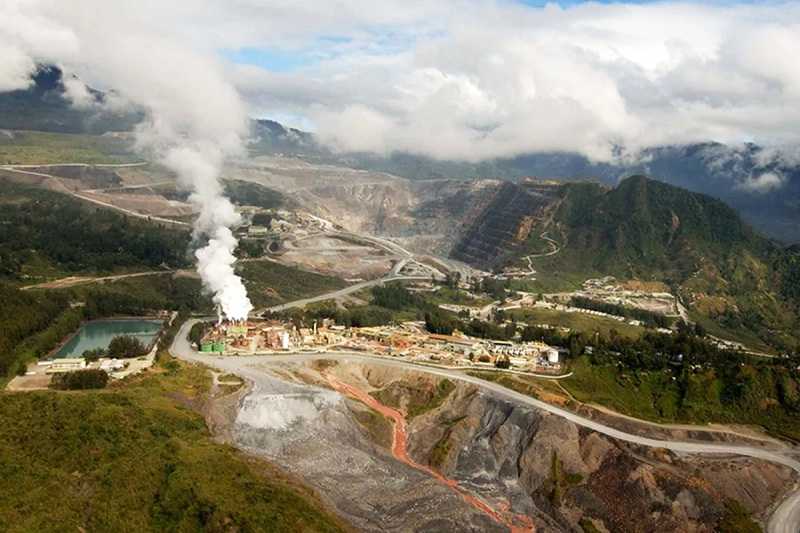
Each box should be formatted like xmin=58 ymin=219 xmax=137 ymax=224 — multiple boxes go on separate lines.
xmin=250 ymin=120 xmax=800 ymax=245
xmin=3 ymin=66 xmax=797 ymax=244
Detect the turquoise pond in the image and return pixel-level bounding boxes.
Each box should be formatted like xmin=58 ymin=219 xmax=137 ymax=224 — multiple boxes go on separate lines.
xmin=55 ymin=320 xmax=163 ymax=358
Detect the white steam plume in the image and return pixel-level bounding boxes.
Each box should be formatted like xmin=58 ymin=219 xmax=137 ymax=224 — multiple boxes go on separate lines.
xmin=0 ymin=3 xmax=253 ymax=321
xmin=161 ymin=146 xmax=253 ymax=321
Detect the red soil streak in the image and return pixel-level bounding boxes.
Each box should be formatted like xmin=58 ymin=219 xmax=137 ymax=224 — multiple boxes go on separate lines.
xmin=326 ymin=375 xmax=535 ymax=533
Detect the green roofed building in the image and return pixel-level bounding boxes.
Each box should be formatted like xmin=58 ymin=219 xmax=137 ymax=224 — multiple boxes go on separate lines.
xmin=228 ymin=325 xmax=247 ymax=336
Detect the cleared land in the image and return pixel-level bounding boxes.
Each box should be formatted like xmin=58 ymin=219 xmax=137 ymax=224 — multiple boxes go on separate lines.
xmin=507 ymin=307 xmax=645 ymax=339
xmin=0 ymin=130 xmax=137 ymax=164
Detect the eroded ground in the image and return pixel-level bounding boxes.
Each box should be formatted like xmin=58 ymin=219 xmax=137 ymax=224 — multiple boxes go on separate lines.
xmin=209 ymin=360 xmax=797 ymax=533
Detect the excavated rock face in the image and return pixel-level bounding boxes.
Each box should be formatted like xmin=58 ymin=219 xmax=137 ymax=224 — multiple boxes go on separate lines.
xmin=450 ymin=181 xmax=561 ymax=269
xmin=292 ymin=178 xmax=502 ymax=255
xmin=405 ymin=382 xmax=795 ymax=533
xmin=223 ymin=361 xmax=795 ymax=533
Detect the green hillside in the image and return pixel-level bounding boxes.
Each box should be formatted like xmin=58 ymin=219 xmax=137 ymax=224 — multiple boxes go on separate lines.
xmin=455 ymin=176 xmax=800 ymax=352
xmin=549 ymin=176 xmax=769 ymax=278
xmin=0 ymin=358 xmax=346 ymax=533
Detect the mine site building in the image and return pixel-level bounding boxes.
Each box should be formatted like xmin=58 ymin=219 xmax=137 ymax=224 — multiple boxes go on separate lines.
xmin=100 ymin=358 xmax=126 ymax=372
xmin=45 ymin=358 xmax=86 ymax=374
xmin=488 ymin=340 xmax=514 ymax=355
xmin=427 ymin=334 xmax=479 ymax=355
xmin=247 ymin=226 xmax=269 ymax=237
xmin=354 ymin=328 xmax=392 ymax=343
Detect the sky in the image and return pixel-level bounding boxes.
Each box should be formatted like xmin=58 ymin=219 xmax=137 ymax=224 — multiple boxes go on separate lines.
xmin=2 ymin=0 xmax=800 ymax=168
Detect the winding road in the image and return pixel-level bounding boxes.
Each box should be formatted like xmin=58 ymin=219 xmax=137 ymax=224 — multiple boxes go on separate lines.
xmin=0 ymin=163 xmax=190 ymax=227
xmin=171 ymin=318 xmax=800 ymax=533
xmin=262 ymin=274 xmax=431 ymax=313
xmin=21 ymin=269 xmax=184 ymax=290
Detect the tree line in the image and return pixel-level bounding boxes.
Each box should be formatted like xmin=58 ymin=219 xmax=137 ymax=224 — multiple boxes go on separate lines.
xmin=569 ymin=296 xmax=672 ymax=328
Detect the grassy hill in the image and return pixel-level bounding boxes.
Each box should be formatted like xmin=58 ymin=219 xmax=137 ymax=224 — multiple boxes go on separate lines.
xmin=0 ymin=130 xmax=137 ymax=165
xmin=549 ymin=176 xmax=769 ymax=278
xmin=0 ymin=356 xmax=346 ymax=532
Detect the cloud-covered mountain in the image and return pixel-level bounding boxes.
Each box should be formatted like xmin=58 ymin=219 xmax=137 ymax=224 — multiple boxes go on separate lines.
xmin=2 ymin=65 xmax=797 ymax=244
xmin=0 ymin=65 xmax=140 ymax=134
xmin=250 ymin=120 xmax=800 ymax=244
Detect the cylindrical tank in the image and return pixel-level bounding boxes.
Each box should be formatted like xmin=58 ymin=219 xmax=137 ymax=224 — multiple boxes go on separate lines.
xmin=200 ymin=342 xmax=214 ymax=352
xmin=213 ymin=341 xmax=225 ymax=353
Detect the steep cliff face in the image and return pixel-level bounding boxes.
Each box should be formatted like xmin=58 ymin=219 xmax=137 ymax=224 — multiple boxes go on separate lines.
xmin=225 ymin=361 xmax=796 ymax=532
xmin=230 ymin=368 xmax=506 ymax=533
xmin=450 ymin=181 xmax=561 ymax=269
xmin=295 ymin=178 xmax=502 ymax=255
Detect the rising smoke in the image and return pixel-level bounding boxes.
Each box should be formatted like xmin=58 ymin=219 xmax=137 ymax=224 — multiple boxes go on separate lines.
xmin=162 ymin=145 xmax=253 ymax=321
xmin=0 ymin=2 xmax=253 ymax=321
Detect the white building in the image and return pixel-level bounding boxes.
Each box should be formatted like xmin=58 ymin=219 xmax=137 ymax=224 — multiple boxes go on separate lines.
xmin=45 ymin=358 xmax=86 ymax=374
xmin=100 ymin=358 xmax=126 ymax=372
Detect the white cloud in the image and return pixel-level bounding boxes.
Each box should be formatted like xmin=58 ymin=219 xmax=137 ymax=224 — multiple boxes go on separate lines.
xmin=0 ymin=42 xmax=35 ymax=91
xmin=225 ymin=1 xmax=800 ymax=167
xmin=737 ymin=172 xmax=787 ymax=193
xmin=62 ymin=76 xmax=94 ymax=109
xmin=3 ymin=0 xmax=800 ymax=174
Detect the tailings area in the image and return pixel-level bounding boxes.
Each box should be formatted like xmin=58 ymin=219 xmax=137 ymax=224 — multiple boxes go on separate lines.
xmin=210 ymin=359 xmax=797 ymax=533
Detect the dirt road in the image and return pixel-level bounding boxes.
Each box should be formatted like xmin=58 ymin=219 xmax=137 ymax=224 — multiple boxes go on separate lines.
xmin=21 ymin=270 xmax=179 ymax=290
xmin=0 ymin=164 xmax=190 ymax=227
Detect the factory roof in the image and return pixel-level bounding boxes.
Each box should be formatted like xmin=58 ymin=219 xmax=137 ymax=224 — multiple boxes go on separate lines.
xmin=428 ymin=334 xmax=478 ymax=346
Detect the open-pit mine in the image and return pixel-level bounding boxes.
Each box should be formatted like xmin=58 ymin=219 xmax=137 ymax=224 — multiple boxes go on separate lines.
xmin=187 ymin=333 xmax=798 ymax=533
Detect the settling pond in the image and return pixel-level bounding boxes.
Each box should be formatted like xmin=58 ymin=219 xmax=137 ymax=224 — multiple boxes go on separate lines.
xmin=55 ymin=319 xmax=163 ymax=358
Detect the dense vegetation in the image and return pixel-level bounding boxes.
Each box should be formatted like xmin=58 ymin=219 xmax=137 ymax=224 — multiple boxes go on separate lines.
xmin=0 ymin=359 xmax=345 ymax=532
xmin=240 ymin=260 xmax=347 ymax=309
xmin=223 ymin=179 xmax=288 ymax=210
xmin=556 ymin=324 xmax=800 ymax=441
xmin=473 ymin=176 xmax=800 ymax=352
xmin=0 ymin=182 xmax=190 ymax=280
xmin=107 ymin=335 xmax=148 ymax=358
xmin=50 ymin=369 xmax=108 ymax=390
xmin=0 ymin=285 xmax=72 ymax=376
